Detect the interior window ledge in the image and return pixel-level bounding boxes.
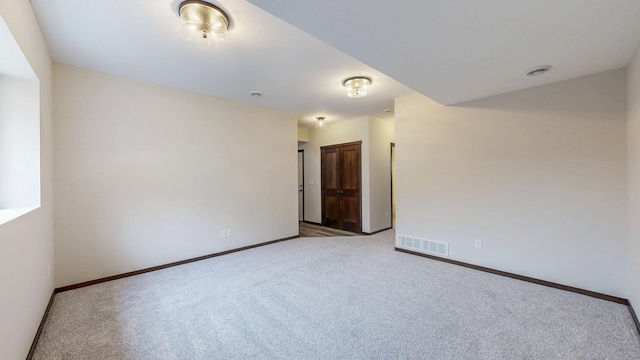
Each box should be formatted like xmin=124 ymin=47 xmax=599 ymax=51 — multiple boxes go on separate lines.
xmin=0 ymin=207 xmax=39 ymax=226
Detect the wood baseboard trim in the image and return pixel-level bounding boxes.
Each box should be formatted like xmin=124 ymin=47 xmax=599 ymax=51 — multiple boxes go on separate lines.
xmin=629 ymin=303 xmax=640 ymax=336
xmin=300 ymin=220 xmax=322 ymax=226
xmin=56 ymin=235 xmax=299 ymax=293
xmin=395 ymin=247 xmax=628 ymax=305
xmin=362 ymin=227 xmax=392 ymax=236
xmin=26 ymin=290 xmax=56 ymax=360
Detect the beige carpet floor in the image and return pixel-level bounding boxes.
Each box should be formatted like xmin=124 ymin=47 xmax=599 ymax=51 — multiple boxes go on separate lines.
xmin=33 ymin=230 xmax=640 ymax=359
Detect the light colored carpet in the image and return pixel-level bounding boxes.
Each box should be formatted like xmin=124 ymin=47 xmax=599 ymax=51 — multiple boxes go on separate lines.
xmin=34 ymin=230 xmax=640 ymax=359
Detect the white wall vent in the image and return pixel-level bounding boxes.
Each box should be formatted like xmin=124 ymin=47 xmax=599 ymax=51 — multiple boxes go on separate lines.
xmin=397 ymin=235 xmax=449 ymax=257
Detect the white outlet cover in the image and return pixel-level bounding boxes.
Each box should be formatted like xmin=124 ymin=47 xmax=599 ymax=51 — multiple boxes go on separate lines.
xmin=227 ymin=229 xmax=232 ymax=237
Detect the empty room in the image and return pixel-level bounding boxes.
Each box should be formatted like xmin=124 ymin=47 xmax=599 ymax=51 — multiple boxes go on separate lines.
xmin=2 ymin=0 xmax=640 ymax=359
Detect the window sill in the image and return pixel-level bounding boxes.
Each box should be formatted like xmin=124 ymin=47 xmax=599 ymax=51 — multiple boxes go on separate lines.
xmin=0 ymin=207 xmax=38 ymax=226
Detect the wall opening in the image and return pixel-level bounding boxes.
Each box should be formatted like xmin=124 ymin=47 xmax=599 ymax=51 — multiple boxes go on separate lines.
xmin=0 ymin=15 xmax=41 ymax=225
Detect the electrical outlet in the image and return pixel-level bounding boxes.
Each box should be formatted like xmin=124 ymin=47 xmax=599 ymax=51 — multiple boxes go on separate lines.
xmin=227 ymin=229 xmax=232 ymax=237
xmin=316 ymin=209 xmax=320 ymax=215
xmin=385 ymin=211 xmax=390 ymax=218
xmin=475 ymin=239 xmax=482 ymax=249
xmin=221 ymin=230 xmax=227 ymax=238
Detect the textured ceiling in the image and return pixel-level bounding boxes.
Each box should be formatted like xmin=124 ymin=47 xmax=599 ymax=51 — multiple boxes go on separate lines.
xmin=248 ymin=0 xmax=640 ymax=105
xmin=30 ymin=0 xmax=640 ymax=127
xmin=30 ymin=0 xmax=414 ymax=128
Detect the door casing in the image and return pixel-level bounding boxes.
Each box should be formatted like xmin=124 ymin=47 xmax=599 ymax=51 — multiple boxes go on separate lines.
xmin=298 ymin=150 xmax=304 ymax=221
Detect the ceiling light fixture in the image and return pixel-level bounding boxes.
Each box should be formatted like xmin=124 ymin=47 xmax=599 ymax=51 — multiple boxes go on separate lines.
xmin=343 ymin=76 xmax=372 ymax=97
xmin=525 ymin=65 xmax=551 ymax=77
xmin=315 ymin=117 xmax=326 ymax=129
xmin=250 ymin=91 xmax=263 ymax=97
xmin=179 ymin=0 xmax=230 ymax=46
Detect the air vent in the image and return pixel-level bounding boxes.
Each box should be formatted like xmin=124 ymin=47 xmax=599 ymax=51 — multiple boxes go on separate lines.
xmin=397 ymin=235 xmax=449 ymax=257
xmin=525 ymin=65 xmax=551 ymax=77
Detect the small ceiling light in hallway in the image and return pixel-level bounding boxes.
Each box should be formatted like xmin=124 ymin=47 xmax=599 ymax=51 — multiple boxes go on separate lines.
xmin=343 ymin=76 xmax=372 ymax=97
xmin=315 ymin=117 xmax=326 ymax=129
xmin=179 ymin=0 xmax=229 ymax=46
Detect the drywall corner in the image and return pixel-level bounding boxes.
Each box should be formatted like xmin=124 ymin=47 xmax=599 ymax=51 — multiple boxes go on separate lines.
xmin=0 ymin=1 xmax=54 ymax=359
xmin=395 ymin=69 xmax=627 ymax=297
xmin=628 ymin=42 xmax=640 ymax=310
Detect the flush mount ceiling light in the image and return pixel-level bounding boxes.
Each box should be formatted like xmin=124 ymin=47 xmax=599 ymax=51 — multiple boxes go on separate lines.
xmin=315 ymin=117 xmax=326 ymax=129
xmin=525 ymin=65 xmax=551 ymax=77
xmin=250 ymin=91 xmax=263 ymax=97
xmin=179 ymin=0 xmax=229 ymax=46
xmin=343 ymin=76 xmax=372 ymax=97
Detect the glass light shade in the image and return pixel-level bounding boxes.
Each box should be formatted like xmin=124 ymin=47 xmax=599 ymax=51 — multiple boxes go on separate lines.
xmin=343 ymin=77 xmax=372 ymax=97
xmin=179 ymin=1 xmax=229 ymax=46
xmin=315 ymin=117 xmax=326 ymax=129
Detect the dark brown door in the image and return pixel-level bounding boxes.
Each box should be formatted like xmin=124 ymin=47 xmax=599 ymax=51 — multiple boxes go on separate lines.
xmin=321 ymin=141 xmax=361 ymax=232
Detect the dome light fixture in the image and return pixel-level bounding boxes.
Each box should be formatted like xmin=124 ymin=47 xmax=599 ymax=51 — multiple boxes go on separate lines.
xmin=343 ymin=76 xmax=372 ymax=97
xmin=525 ymin=65 xmax=551 ymax=77
xmin=179 ymin=0 xmax=230 ymax=46
xmin=315 ymin=117 xmax=326 ymax=129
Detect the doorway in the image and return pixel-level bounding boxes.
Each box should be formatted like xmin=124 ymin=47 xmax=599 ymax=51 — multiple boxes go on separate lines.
xmin=391 ymin=143 xmax=396 ymax=228
xmin=298 ymin=150 xmax=304 ymax=221
xmin=321 ymin=141 xmax=362 ymax=233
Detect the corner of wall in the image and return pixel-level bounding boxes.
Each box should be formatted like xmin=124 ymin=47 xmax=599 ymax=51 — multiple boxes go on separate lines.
xmin=0 ymin=1 xmax=54 ymax=359
xmin=627 ymin=40 xmax=640 ymax=310
xmin=395 ymin=70 xmax=628 ymax=297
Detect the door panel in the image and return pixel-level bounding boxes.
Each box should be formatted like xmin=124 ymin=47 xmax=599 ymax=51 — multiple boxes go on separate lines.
xmin=340 ymin=144 xmax=361 ymax=232
xmin=341 ymin=146 xmax=359 ymax=191
xmin=324 ymin=196 xmax=339 ymax=227
xmin=342 ymin=197 xmax=359 ymax=222
xmin=322 ymin=149 xmax=338 ymax=191
xmin=321 ymin=147 xmax=340 ymax=228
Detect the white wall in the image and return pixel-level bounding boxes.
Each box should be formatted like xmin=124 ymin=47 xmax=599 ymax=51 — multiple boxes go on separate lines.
xmin=298 ymin=127 xmax=309 ymax=142
xmin=628 ymin=43 xmax=640 ymax=309
xmin=0 ymin=76 xmax=40 ymax=210
xmin=368 ymin=117 xmax=394 ymax=232
xmin=53 ymin=63 xmax=298 ymax=287
xmin=396 ymin=69 xmax=628 ymax=297
xmin=0 ymin=3 xmax=54 ymax=360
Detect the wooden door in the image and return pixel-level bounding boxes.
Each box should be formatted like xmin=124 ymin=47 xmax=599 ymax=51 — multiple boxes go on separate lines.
xmin=321 ymin=141 xmax=361 ymax=232
xmin=298 ymin=150 xmax=304 ymax=221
